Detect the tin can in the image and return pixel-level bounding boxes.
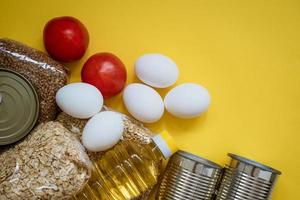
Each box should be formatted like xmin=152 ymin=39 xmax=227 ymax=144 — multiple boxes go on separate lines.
xmin=0 ymin=68 xmax=39 ymax=145
xmin=216 ymin=153 xmax=281 ymax=200
xmin=157 ymin=150 xmax=222 ymax=200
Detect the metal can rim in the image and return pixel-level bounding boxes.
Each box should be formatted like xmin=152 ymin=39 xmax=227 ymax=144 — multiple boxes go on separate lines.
xmin=177 ymin=150 xmax=222 ymax=169
xmin=228 ymin=153 xmax=281 ymax=175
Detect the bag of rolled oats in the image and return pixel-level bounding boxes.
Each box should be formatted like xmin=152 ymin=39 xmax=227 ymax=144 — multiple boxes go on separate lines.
xmin=0 ymin=122 xmax=91 ymax=200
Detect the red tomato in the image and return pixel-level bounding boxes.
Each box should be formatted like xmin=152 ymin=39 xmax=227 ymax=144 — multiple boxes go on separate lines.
xmin=81 ymin=53 xmax=127 ymax=99
xmin=43 ymin=16 xmax=89 ymax=62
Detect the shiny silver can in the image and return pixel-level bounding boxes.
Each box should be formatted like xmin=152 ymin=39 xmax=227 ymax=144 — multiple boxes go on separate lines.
xmin=157 ymin=150 xmax=222 ymax=200
xmin=216 ymin=153 xmax=281 ymax=200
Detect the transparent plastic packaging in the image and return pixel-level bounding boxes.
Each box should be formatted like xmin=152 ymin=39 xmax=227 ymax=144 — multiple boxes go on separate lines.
xmin=0 ymin=38 xmax=68 ymax=122
xmin=56 ymin=111 xmax=162 ymax=200
xmin=56 ymin=109 xmax=153 ymax=145
xmin=0 ymin=122 xmax=91 ymax=200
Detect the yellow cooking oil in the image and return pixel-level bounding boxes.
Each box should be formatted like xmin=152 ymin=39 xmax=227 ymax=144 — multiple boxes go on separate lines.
xmin=74 ymin=131 xmax=177 ymax=200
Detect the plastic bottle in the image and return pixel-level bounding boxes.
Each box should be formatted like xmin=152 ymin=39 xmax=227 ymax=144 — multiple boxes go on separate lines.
xmin=74 ymin=131 xmax=177 ymax=200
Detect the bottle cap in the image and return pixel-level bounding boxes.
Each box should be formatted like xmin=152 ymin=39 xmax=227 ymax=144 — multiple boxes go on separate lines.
xmin=0 ymin=68 xmax=39 ymax=145
xmin=152 ymin=130 xmax=178 ymax=158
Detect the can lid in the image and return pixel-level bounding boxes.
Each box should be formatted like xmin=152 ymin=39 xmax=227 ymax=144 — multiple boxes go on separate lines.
xmin=152 ymin=130 xmax=178 ymax=158
xmin=0 ymin=68 xmax=39 ymax=145
xmin=228 ymin=153 xmax=281 ymax=175
xmin=177 ymin=150 xmax=222 ymax=169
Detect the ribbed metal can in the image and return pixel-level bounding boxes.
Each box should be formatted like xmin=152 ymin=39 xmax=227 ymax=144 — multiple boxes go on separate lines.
xmin=216 ymin=153 xmax=281 ymax=200
xmin=157 ymin=150 xmax=222 ymax=200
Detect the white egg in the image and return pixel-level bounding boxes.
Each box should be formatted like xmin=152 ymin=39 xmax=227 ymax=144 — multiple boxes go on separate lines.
xmin=164 ymin=83 xmax=210 ymax=118
xmin=135 ymin=53 xmax=179 ymax=88
xmin=56 ymin=83 xmax=103 ymax=119
xmin=82 ymin=111 xmax=124 ymax=152
xmin=123 ymin=83 xmax=164 ymax=123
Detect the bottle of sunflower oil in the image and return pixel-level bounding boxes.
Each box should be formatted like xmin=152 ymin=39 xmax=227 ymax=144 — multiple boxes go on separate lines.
xmin=73 ymin=131 xmax=177 ymax=200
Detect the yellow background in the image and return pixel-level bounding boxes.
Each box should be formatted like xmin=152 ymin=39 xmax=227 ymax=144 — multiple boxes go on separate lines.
xmin=1 ymin=0 xmax=299 ymax=199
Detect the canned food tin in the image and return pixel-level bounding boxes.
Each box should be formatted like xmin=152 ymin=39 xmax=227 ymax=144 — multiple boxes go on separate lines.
xmin=0 ymin=68 xmax=39 ymax=145
xmin=157 ymin=150 xmax=222 ymax=200
xmin=216 ymin=153 xmax=281 ymax=200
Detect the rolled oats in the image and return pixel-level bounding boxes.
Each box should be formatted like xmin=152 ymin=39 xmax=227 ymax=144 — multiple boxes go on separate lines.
xmin=0 ymin=122 xmax=91 ymax=200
